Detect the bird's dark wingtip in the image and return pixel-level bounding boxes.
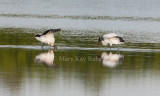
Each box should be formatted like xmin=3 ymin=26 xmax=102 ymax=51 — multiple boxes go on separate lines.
xmin=119 ymin=37 xmax=125 ymax=42
xmin=49 ymin=29 xmax=61 ymax=32
xmin=35 ymin=34 xmax=41 ymax=37
xmin=42 ymin=29 xmax=61 ymax=35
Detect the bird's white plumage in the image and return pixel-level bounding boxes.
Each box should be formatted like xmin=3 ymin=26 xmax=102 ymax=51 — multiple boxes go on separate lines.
xmin=35 ymin=29 xmax=61 ymax=47
xmin=101 ymin=33 xmax=124 ymax=46
xmin=103 ymin=33 xmax=118 ymax=39
xmin=101 ymin=52 xmax=124 ymax=68
xmin=35 ymin=33 xmax=55 ymax=46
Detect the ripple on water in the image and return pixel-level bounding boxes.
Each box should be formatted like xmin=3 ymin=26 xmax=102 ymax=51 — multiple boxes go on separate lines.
xmin=0 ymin=45 xmax=160 ymax=53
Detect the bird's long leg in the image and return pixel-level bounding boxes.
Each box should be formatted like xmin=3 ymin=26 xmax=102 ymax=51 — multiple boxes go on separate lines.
xmin=109 ymin=43 xmax=112 ymax=51
xmin=50 ymin=43 xmax=57 ymax=50
xmin=109 ymin=45 xmax=111 ymax=51
xmin=117 ymin=45 xmax=120 ymax=52
xmin=49 ymin=45 xmax=51 ymax=50
xmin=117 ymin=45 xmax=119 ymax=51
xmin=53 ymin=45 xmax=57 ymax=50
xmin=41 ymin=43 xmax=45 ymax=49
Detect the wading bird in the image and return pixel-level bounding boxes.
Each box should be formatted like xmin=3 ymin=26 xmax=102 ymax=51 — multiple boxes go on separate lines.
xmin=98 ymin=33 xmax=125 ymax=50
xmin=35 ymin=29 xmax=61 ymax=49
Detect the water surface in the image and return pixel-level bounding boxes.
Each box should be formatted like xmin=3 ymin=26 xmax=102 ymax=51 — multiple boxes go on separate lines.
xmin=1 ymin=0 xmax=160 ymax=96
xmin=0 ymin=28 xmax=160 ymax=96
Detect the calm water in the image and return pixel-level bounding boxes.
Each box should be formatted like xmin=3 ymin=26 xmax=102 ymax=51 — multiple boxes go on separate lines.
xmin=0 ymin=29 xmax=160 ymax=96
xmin=0 ymin=0 xmax=160 ymax=96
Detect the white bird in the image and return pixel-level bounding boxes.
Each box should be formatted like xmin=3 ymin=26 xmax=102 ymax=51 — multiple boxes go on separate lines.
xmin=98 ymin=33 xmax=125 ymax=50
xmin=100 ymin=52 xmax=124 ymax=68
xmin=34 ymin=50 xmax=55 ymax=68
xmin=35 ymin=29 xmax=61 ymax=49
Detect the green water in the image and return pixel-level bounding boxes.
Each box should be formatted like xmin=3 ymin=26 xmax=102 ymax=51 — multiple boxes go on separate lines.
xmin=0 ymin=28 xmax=160 ymax=96
xmin=1 ymin=0 xmax=160 ymax=95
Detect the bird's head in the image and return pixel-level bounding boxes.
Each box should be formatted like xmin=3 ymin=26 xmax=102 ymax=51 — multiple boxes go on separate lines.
xmin=98 ymin=37 xmax=103 ymax=46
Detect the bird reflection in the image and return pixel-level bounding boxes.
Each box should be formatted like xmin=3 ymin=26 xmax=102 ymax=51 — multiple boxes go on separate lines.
xmin=34 ymin=50 xmax=56 ymax=68
xmin=98 ymin=51 xmax=124 ymax=68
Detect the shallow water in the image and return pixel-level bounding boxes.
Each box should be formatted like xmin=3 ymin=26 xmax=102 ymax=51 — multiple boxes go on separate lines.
xmin=0 ymin=28 xmax=160 ymax=96
xmin=0 ymin=47 xmax=160 ymax=96
xmin=1 ymin=0 xmax=160 ymax=96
